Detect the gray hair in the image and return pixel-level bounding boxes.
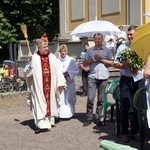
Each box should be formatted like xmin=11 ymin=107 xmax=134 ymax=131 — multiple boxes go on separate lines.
xmin=93 ymin=33 xmax=103 ymax=39
xmin=36 ymin=39 xmax=48 ymax=47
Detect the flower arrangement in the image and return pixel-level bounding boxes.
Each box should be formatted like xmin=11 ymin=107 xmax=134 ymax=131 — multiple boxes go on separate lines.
xmin=118 ymin=48 xmax=144 ymax=70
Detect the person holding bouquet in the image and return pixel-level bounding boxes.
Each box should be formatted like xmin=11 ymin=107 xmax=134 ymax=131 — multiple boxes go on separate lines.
xmin=114 ymin=25 xmax=145 ymax=143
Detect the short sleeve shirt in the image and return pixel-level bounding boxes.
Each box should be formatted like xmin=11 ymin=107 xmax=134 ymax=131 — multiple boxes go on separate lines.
xmin=84 ymin=45 xmax=113 ymax=80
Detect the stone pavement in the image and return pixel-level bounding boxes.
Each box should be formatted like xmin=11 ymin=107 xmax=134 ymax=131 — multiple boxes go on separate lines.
xmin=0 ymin=92 xmax=149 ymax=150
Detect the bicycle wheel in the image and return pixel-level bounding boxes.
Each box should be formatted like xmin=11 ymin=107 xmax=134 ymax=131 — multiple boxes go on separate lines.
xmin=2 ymin=81 xmax=14 ymax=93
xmin=16 ymin=78 xmax=27 ymax=91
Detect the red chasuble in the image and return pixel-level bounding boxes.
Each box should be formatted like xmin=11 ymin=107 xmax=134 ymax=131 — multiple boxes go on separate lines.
xmin=37 ymin=51 xmax=51 ymax=117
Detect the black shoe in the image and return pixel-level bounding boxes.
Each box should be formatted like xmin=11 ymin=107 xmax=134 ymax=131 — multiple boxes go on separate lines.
xmin=40 ymin=128 xmax=51 ymax=133
xmin=96 ymin=121 xmax=103 ymax=127
xmin=93 ymin=119 xmax=103 ymax=127
xmin=55 ymin=118 xmax=61 ymax=123
xmin=131 ymin=134 xmax=140 ymax=142
xmin=35 ymin=128 xmax=40 ymax=134
xmin=83 ymin=120 xmax=92 ymax=127
xmin=81 ymin=93 xmax=87 ymax=97
xmin=121 ymin=134 xmax=130 ymax=143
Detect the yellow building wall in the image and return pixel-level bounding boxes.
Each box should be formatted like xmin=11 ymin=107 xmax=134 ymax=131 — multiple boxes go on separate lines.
xmin=68 ymin=0 xmax=127 ymax=31
xmin=68 ymin=0 xmax=150 ymax=31
xmin=68 ymin=0 xmax=89 ymax=31
xmin=97 ymin=0 xmax=126 ymax=26
xmin=143 ymin=0 xmax=150 ymax=23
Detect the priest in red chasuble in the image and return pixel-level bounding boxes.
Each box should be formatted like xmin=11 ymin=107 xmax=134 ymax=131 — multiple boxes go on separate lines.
xmin=25 ymin=39 xmax=66 ymax=134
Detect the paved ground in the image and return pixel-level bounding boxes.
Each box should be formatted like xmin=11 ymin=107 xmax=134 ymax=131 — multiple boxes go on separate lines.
xmin=0 ymin=91 xmax=149 ymax=150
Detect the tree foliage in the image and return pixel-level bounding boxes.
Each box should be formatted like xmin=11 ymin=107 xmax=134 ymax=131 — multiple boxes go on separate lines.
xmin=0 ymin=10 xmax=17 ymax=44
xmin=0 ymin=0 xmax=59 ymax=45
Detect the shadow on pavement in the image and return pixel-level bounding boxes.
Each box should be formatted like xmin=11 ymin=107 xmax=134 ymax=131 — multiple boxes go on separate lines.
xmin=92 ymin=122 xmax=141 ymax=150
xmin=14 ymin=118 xmax=35 ymax=131
xmin=73 ymin=112 xmax=86 ymax=123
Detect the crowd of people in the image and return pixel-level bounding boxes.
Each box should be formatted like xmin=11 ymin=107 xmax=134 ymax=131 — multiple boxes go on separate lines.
xmin=24 ymin=26 xmax=149 ymax=148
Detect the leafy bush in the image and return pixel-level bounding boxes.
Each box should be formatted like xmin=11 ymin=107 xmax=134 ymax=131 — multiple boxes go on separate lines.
xmin=118 ymin=48 xmax=144 ymax=70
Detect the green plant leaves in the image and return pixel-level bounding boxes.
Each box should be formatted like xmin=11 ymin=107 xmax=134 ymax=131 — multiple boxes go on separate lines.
xmin=118 ymin=48 xmax=145 ymax=70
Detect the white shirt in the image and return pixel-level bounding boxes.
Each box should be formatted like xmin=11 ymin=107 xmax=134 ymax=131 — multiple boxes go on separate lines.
xmin=117 ymin=31 xmax=127 ymax=41
xmin=104 ymin=35 xmax=115 ymax=48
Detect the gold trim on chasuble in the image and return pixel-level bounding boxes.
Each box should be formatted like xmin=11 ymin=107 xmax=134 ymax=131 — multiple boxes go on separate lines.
xmin=40 ymin=56 xmax=51 ymax=117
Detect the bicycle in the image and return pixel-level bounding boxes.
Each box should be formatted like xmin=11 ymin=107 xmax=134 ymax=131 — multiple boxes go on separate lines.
xmin=10 ymin=77 xmax=27 ymax=92
xmin=0 ymin=75 xmax=14 ymax=93
xmin=16 ymin=77 xmax=27 ymax=91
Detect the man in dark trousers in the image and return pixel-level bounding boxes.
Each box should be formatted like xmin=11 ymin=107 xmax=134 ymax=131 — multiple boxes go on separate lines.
xmin=82 ymin=33 xmax=113 ymax=127
xmin=114 ymin=25 xmax=145 ymax=143
xmin=79 ymin=43 xmax=90 ymax=96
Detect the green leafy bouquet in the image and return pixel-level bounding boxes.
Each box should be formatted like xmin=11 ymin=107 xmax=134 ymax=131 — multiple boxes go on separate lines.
xmin=118 ymin=48 xmax=144 ymax=70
